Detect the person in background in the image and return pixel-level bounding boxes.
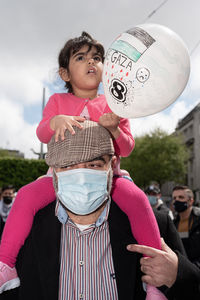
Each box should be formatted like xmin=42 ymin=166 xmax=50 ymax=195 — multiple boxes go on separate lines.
xmin=0 ymin=189 xmax=3 ymax=237
xmin=0 ymin=185 xmax=16 ymax=234
xmin=172 ymin=185 xmax=200 ymax=268
xmin=145 ymin=184 xmax=174 ymax=220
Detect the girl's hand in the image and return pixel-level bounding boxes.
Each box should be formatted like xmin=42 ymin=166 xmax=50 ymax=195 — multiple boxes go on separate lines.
xmin=98 ymin=112 xmax=121 ymax=139
xmin=50 ymin=115 xmax=85 ymax=142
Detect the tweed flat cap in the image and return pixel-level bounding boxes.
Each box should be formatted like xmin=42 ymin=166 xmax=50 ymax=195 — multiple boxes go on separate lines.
xmin=45 ymin=120 xmax=114 ymax=168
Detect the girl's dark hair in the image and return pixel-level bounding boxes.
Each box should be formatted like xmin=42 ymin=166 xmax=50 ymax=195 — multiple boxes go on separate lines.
xmin=58 ymin=31 xmax=105 ymax=92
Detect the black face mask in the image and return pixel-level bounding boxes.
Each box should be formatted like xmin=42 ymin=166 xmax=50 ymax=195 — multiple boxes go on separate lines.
xmin=173 ymin=200 xmax=188 ymax=213
xmin=2 ymin=196 xmax=13 ymax=205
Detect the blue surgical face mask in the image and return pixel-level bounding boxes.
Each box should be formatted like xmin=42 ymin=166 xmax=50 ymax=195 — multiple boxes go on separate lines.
xmin=56 ymin=168 xmax=109 ymax=215
xmin=147 ymin=195 xmax=158 ymax=206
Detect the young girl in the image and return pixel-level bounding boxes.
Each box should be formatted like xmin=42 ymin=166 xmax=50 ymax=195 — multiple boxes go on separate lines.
xmin=0 ymin=32 xmax=166 ymax=299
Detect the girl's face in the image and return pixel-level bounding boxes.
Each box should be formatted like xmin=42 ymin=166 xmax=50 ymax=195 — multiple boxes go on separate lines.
xmin=61 ymin=45 xmax=103 ymax=98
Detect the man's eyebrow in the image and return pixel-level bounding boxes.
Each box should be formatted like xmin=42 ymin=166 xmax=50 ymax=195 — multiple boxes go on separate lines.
xmin=173 ymin=195 xmax=184 ymax=198
xmin=60 ymin=157 xmax=106 ymax=169
xmin=90 ymin=157 xmax=106 ymax=163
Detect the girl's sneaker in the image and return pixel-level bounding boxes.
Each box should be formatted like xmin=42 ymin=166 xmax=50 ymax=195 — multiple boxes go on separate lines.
xmin=0 ymin=262 xmax=20 ymax=293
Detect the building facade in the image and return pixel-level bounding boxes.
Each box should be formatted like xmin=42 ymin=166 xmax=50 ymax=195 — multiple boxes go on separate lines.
xmin=175 ymin=102 xmax=200 ymax=203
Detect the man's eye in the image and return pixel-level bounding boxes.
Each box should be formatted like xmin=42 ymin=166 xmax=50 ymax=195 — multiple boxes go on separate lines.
xmin=61 ymin=166 xmax=71 ymax=170
xmin=89 ymin=164 xmax=98 ymax=168
xmin=88 ymin=163 xmax=102 ymax=168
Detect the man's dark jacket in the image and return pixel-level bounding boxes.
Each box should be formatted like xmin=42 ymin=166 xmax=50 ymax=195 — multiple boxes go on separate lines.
xmin=2 ymin=201 xmax=200 ymax=300
xmin=174 ymin=206 xmax=200 ymax=268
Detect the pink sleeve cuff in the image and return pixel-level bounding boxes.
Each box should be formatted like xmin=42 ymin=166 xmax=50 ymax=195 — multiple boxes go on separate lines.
xmin=113 ymin=129 xmax=135 ymax=157
xmin=36 ymin=120 xmax=55 ymax=144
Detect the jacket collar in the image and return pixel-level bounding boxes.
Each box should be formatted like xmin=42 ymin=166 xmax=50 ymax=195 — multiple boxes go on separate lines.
xmin=175 ymin=206 xmax=200 ymax=232
xmin=192 ymin=206 xmax=200 ymax=217
xmin=190 ymin=207 xmax=200 ymax=232
xmin=33 ymin=202 xmax=61 ymax=299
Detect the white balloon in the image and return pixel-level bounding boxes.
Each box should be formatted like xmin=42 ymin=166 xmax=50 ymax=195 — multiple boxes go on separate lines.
xmin=102 ymin=23 xmax=190 ymax=118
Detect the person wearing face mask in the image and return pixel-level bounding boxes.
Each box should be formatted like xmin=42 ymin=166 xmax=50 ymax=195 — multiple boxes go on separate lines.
xmin=0 ymin=185 xmax=15 ymax=236
xmin=2 ymin=121 xmax=200 ymax=300
xmin=145 ymin=185 xmax=174 ymax=220
xmin=172 ymin=185 xmax=200 ymax=268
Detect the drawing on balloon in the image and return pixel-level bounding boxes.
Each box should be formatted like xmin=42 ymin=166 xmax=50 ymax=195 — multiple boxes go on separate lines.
xmin=103 ymin=24 xmax=190 ymax=118
xmin=104 ymin=27 xmax=155 ymax=107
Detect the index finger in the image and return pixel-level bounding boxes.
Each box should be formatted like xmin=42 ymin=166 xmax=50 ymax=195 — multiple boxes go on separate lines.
xmin=127 ymin=244 xmax=161 ymax=257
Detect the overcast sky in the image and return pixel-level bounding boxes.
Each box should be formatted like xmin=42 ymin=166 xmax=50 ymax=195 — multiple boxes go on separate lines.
xmin=0 ymin=0 xmax=200 ymax=158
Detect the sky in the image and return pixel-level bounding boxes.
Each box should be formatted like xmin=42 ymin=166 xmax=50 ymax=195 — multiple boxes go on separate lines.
xmin=0 ymin=0 xmax=200 ymax=159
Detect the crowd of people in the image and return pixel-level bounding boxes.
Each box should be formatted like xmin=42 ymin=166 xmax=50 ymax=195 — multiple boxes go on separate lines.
xmin=0 ymin=31 xmax=199 ymax=299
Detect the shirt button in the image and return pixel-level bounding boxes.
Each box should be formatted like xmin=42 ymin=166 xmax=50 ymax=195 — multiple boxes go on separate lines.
xmin=85 ymin=99 xmax=88 ymax=102
xmin=79 ymin=293 xmax=84 ymax=299
xmin=79 ymin=260 xmax=84 ymax=266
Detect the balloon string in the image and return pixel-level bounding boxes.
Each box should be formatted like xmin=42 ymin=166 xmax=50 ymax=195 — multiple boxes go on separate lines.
xmin=190 ymin=40 xmax=200 ymax=56
xmin=143 ymin=0 xmax=169 ymax=23
xmin=143 ymin=0 xmax=200 ymax=57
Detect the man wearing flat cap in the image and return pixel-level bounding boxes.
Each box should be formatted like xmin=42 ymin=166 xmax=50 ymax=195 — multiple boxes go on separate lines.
xmin=2 ymin=121 xmax=200 ymax=300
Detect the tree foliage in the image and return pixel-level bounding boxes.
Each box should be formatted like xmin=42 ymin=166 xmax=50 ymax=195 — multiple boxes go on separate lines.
xmin=0 ymin=158 xmax=48 ymax=191
xmin=121 ymin=128 xmax=188 ymax=189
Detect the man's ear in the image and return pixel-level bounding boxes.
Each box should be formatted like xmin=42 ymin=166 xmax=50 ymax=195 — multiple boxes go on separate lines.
xmin=189 ymin=198 xmax=194 ymax=206
xmin=111 ymin=156 xmax=117 ymax=169
xmin=59 ymin=67 xmax=70 ymax=82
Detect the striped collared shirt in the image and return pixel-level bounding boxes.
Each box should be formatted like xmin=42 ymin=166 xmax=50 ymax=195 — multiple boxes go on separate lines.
xmin=57 ymin=199 xmax=118 ymax=300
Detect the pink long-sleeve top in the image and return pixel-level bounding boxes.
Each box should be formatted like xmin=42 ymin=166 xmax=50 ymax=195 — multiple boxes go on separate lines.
xmin=36 ymin=93 xmax=135 ymax=157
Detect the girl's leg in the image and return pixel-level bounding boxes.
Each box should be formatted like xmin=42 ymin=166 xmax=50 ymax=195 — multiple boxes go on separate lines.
xmin=112 ymin=177 xmax=167 ymax=300
xmin=112 ymin=176 xmax=161 ymax=249
xmin=0 ymin=176 xmax=55 ymax=267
